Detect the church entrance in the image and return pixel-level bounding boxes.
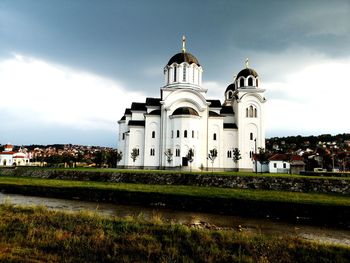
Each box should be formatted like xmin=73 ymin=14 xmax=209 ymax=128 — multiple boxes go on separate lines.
xmin=182 ymin=157 xmax=188 ymax=167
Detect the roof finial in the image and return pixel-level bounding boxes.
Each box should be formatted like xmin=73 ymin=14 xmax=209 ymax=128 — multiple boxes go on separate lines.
xmin=182 ymin=35 xmax=186 ymax=53
xmin=245 ymin=58 xmax=249 ymax=68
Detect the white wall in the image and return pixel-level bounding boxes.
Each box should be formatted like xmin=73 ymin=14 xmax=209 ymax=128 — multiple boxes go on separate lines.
xmin=269 ymin=161 xmax=290 ymax=173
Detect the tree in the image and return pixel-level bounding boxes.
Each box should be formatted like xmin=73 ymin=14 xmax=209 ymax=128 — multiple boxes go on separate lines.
xmin=164 ymin=149 xmax=173 ymax=166
xmin=338 ymin=152 xmax=348 ymax=171
xmin=130 ymin=148 xmax=139 ymax=166
xmin=106 ymin=149 xmax=123 ymax=168
xmin=256 ymin=148 xmax=269 ymax=174
xmin=93 ymin=151 xmax=105 ymax=168
xmin=232 ymin=148 xmax=241 ymax=172
xmin=116 ymin=150 xmax=123 ymax=168
xmin=186 ymin=148 xmax=194 ymax=172
xmin=207 ymin=148 xmax=218 ymax=173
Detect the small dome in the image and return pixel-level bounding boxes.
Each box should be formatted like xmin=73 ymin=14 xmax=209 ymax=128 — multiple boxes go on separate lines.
xmin=172 ymin=107 xmax=199 ymax=116
xmin=236 ymin=68 xmax=258 ymax=78
xmin=167 ymin=52 xmax=200 ymax=66
xmin=225 ymin=83 xmax=236 ymax=92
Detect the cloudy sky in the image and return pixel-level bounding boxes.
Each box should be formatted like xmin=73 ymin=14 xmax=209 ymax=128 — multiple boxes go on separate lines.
xmin=0 ymin=0 xmax=349 ymax=147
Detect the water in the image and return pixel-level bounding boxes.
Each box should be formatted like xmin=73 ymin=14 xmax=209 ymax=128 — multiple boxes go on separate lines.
xmin=1 ymin=192 xmax=349 ymax=247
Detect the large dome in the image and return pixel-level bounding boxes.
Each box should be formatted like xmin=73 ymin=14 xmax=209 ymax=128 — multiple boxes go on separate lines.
xmin=236 ymin=68 xmax=258 ymax=78
xmin=167 ymin=52 xmax=200 ymax=66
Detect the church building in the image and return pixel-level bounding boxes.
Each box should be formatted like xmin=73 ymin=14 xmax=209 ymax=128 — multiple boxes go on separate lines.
xmin=118 ymin=37 xmax=266 ymax=171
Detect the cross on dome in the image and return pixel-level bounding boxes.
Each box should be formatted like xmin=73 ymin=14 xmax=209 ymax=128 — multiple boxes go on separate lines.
xmin=182 ymin=35 xmax=186 ymax=53
xmin=245 ymin=58 xmax=249 ymax=68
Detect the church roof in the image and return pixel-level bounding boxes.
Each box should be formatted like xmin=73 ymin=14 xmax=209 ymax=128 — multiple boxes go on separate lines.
xmin=148 ymin=109 xmax=161 ymax=115
xmin=172 ymin=107 xmax=199 ymax=116
xmin=146 ymin=97 xmax=161 ymax=106
xmin=237 ymin=68 xmax=258 ymax=78
xmin=223 ymin=123 xmax=238 ymax=129
xmin=207 ymin=100 xmax=221 ymax=108
xmin=209 ymin=111 xmax=222 ymax=117
xmin=128 ymin=120 xmax=145 ymax=127
xmin=220 ymin=106 xmax=234 ymax=114
xmin=167 ymin=52 xmax=200 ymax=66
xmin=131 ymin=103 xmax=146 ymax=111
xmin=119 ymin=116 xmax=126 ymax=121
xmin=225 ymin=83 xmax=236 ymax=92
xmin=124 ymin=109 xmax=131 ymax=115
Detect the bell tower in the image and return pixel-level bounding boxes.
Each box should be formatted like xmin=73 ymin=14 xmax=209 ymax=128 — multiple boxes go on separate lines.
xmin=232 ymin=59 xmax=266 ymax=170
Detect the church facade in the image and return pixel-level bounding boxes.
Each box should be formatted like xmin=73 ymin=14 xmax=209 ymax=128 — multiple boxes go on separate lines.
xmin=118 ymin=38 xmax=266 ymax=171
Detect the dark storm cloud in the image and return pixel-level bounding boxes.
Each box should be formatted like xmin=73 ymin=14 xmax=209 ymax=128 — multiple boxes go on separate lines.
xmin=1 ymin=0 xmax=348 ymax=93
xmin=1 ymin=0 xmax=349 ymax=145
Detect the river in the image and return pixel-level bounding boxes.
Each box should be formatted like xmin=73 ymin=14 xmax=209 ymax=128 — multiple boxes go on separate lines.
xmin=1 ymin=192 xmax=349 ymax=247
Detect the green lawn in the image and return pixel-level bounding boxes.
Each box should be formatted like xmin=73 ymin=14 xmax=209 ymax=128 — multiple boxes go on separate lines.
xmin=0 ymin=176 xmax=349 ymax=207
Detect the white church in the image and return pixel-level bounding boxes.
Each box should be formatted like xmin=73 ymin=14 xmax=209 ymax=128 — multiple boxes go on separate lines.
xmin=118 ymin=37 xmax=266 ymax=171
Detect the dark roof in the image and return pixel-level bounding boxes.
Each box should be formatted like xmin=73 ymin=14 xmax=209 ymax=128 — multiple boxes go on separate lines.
xmin=207 ymin=99 xmax=221 ymax=108
xmin=148 ymin=109 xmax=161 ymax=115
xmin=237 ymin=68 xmax=258 ymax=78
xmin=269 ymin=153 xmax=289 ymax=161
xmin=146 ymin=97 xmax=161 ymax=106
xmin=220 ymin=106 xmax=234 ymax=114
xmin=131 ymin=102 xmax=146 ymax=111
xmin=172 ymin=107 xmax=199 ymax=116
xmin=223 ymin=123 xmax=238 ymax=129
xmin=124 ymin=108 xmax=131 ymax=115
xmin=167 ymin=52 xmax=200 ymax=66
xmin=128 ymin=120 xmax=145 ymax=127
xmin=209 ymin=111 xmax=221 ymax=117
xmin=120 ymin=116 xmax=126 ymax=121
xmin=225 ymin=83 xmax=236 ymax=92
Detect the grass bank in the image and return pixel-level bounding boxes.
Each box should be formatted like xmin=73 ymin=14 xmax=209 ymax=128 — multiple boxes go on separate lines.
xmin=0 ymin=176 xmax=349 ymax=227
xmin=3 ymin=166 xmax=350 ymax=180
xmin=0 ymin=176 xmax=349 ymax=206
xmin=0 ymin=204 xmax=349 ymax=263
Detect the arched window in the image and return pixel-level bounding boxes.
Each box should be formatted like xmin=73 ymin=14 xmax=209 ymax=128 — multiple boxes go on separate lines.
xmin=184 ymin=130 xmax=187 ymax=138
xmin=227 ymin=150 xmax=232 ymax=158
xmin=150 ymin=148 xmax=155 ymax=156
xmin=192 ymin=130 xmax=195 ymax=138
xmin=248 ymin=77 xmax=253 ymax=86
xmin=152 ymin=131 xmax=155 ymax=138
xmin=174 ymin=67 xmax=177 ymax=82
xmin=177 ymin=130 xmax=180 ymax=138
xmin=182 ymin=66 xmax=186 ymax=81
xmin=249 ymin=106 xmax=254 ymax=117
xmin=176 ymin=149 xmax=180 ymax=157
xmin=171 ymin=130 xmax=173 ymax=138
xmin=239 ymin=78 xmax=244 ymax=87
xmin=254 ymin=108 xmax=257 ymax=118
xmin=246 ymin=108 xmax=249 ymax=117
xmin=213 ymin=133 xmax=217 ymax=140
xmin=250 ymin=133 xmax=253 ymax=140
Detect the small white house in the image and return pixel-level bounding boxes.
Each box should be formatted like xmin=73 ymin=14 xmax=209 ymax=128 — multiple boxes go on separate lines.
xmin=268 ymin=153 xmax=290 ymax=173
xmin=0 ymin=144 xmax=31 ymax=167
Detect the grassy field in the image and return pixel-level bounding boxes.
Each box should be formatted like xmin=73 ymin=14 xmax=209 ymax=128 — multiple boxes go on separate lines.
xmin=0 ymin=204 xmax=349 ymax=263
xmin=0 ymin=176 xmax=349 ymax=207
xmin=2 ymin=166 xmax=350 ymax=180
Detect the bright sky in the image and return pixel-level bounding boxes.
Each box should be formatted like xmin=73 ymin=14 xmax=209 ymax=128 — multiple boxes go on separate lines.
xmin=0 ymin=0 xmax=349 ymax=147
